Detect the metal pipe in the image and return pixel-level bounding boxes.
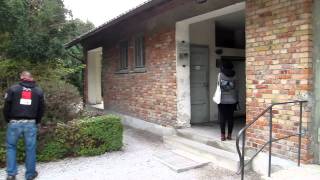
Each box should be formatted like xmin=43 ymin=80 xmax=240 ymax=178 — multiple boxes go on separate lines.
xmin=268 ymin=107 xmax=273 ymax=177
xmin=236 ymin=133 xmax=242 ymax=175
xmin=244 ymin=133 xmax=303 ymax=167
xmin=298 ymin=102 xmax=303 ymax=166
xmin=238 ymin=107 xmax=272 ymax=136
xmin=235 ymin=101 xmax=307 ymax=179
xmin=272 ymin=133 xmax=301 ymax=143
xmin=241 ymin=130 xmax=246 ymax=180
xmin=271 ymin=100 xmax=308 ymax=106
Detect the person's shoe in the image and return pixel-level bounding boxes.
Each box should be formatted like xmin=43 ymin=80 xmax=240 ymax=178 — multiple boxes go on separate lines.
xmin=27 ymin=171 xmax=38 ymax=180
xmin=227 ymin=134 xmax=232 ymax=140
xmin=221 ymin=133 xmax=226 ymax=141
xmin=6 ymin=175 xmax=16 ymax=180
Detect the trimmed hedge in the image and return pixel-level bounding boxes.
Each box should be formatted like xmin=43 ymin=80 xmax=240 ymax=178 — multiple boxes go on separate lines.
xmin=0 ymin=115 xmax=123 ymax=167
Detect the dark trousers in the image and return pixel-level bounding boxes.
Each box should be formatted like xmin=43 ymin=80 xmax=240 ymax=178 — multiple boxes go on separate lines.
xmin=218 ymin=104 xmax=235 ymax=135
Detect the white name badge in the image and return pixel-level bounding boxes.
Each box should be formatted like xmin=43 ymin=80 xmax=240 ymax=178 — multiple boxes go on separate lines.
xmin=20 ymin=98 xmax=32 ymax=105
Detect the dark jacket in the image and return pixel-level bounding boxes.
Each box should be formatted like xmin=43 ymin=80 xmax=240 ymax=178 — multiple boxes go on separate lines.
xmin=3 ymin=81 xmax=45 ymax=124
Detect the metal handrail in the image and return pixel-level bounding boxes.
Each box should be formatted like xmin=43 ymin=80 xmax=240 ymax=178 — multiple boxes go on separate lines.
xmin=236 ymin=100 xmax=308 ymax=180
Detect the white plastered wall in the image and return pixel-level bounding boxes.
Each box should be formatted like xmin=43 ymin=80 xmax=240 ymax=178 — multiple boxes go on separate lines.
xmin=87 ymin=47 xmax=103 ymax=105
xmin=175 ymin=2 xmax=245 ymax=126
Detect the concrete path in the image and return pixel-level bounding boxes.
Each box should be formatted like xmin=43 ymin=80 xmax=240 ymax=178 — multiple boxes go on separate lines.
xmin=263 ymin=165 xmax=320 ymax=180
xmin=0 ymin=128 xmax=260 ymax=180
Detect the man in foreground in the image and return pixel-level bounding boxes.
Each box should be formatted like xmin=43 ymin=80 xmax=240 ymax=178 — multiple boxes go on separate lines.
xmin=3 ymin=71 xmax=45 ymax=180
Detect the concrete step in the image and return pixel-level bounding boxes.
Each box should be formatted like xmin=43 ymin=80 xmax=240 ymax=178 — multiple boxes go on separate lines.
xmin=153 ymin=149 xmax=210 ymax=173
xmin=176 ymin=129 xmax=243 ymax=154
xmin=163 ymin=135 xmax=251 ymax=172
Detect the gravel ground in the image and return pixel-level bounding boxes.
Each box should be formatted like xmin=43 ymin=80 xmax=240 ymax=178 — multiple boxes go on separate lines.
xmin=0 ymin=128 xmax=261 ymax=180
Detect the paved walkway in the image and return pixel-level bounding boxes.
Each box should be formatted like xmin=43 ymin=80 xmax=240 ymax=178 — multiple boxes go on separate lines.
xmin=263 ymin=165 xmax=320 ymax=180
xmin=0 ymin=128 xmax=259 ymax=180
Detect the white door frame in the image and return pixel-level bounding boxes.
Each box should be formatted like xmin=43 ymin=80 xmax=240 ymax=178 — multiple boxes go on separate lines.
xmin=87 ymin=47 xmax=103 ymax=105
xmin=175 ymin=2 xmax=246 ymax=127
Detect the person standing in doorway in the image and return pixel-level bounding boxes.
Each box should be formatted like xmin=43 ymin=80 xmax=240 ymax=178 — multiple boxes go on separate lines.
xmin=3 ymin=71 xmax=45 ymax=180
xmin=218 ymin=62 xmax=238 ymax=141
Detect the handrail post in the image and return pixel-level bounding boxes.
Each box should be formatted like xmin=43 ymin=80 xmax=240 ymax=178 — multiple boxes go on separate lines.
xmin=268 ymin=107 xmax=273 ymax=177
xmin=241 ymin=129 xmax=246 ymax=180
xmin=236 ymin=101 xmax=307 ymax=179
xmin=298 ymin=102 xmax=303 ymax=166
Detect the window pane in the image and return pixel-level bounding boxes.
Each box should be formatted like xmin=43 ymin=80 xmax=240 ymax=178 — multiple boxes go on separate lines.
xmin=135 ymin=36 xmax=144 ymax=68
xmin=120 ymin=41 xmax=128 ymax=70
xmin=140 ymin=38 xmax=144 ymax=66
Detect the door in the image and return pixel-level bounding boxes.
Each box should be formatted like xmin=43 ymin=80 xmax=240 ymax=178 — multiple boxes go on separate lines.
xmin=190 ymin=45 xmax=209 ymax=124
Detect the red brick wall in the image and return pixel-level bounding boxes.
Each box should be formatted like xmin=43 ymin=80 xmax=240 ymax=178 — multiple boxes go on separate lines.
xmin=103 ymin=28 xmax=177 ymax=127
xmin=246 ymin=0 xmax=314 ymax=163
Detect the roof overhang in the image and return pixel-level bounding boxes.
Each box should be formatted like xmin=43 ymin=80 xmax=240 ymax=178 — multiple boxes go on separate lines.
xmin=65 ymin=0 xmax=170 ymax=49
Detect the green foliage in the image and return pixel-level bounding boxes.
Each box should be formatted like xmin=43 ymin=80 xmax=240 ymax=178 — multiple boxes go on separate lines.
xmin=0 ymin=148 xmax=5 ymax=163
xmin=60 ymin=19 xmax=94 ymax=93
xmin=0 ymin=60 xmax=83 ymax=124
xmin=5 ymin=0 xmax=68 ymax=61
xmin=38 ymin=141 xmax=68 ymax=161
xmin=0 ymin=0 xmax=11 ymax=31
xmin=0 ymin=58 xmax=85 ymax=88
xmin=77 ymin=116 xmax=123 ymax=156
xmin=52 ymin=115 xmax=123 ymax=157
xmin=0 ymin=0 xmax=94 ymax=93
xmin=0 ymin=129 xmax=5 ymax=158
xmin=39 ymin=80 xmax=82 ymax=124
xmin=0 ymin=115 xmax=123 ymax=167
xmin=16 ymin=139 xmax=26 ymax=162
xmin=0 ymin=88 xmax=4 ymax=128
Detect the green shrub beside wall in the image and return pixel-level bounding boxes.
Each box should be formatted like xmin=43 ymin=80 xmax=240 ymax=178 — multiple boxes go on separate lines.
xmin=0 ymin=88 xmax=6 ymax=128
xmin=0 ymin=130 xmax=5 ymax=163
xmin=39 ymin=80 xmax=83 ymax=124
xmin=0 ymin=115 xmax=123 ymax=167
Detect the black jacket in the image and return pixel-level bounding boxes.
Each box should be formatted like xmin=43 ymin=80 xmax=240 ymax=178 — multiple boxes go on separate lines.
xmin=3 ymin=81 xmax=45 ymax=124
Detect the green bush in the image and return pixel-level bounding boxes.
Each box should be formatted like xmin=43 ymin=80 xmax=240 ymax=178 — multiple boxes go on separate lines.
xmin=0 ymin=80 xmax=83 ymax=125
xmin=0 ymin=88 xmax=5 ymax=128
xmin=38 ymin=141 xmax=68 ymax=162
xmin=77 ymin=116 xmax=123 ymax=156
xmin=0 ymin=59 xmax=84 ymax=125
xmin=0 ymin=130 xmax=5 ymax=162
xmin=0 ymin=115 xmax=123 ymax=167
xmin=39 ymin=80 xmax=83 ymax=124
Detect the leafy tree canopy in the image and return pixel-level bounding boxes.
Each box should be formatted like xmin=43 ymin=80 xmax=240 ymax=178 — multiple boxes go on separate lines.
xmin=0 ymin=0 xmax=93 ymax=62
xmin=0 ymin=0 xmax=95 ymax=126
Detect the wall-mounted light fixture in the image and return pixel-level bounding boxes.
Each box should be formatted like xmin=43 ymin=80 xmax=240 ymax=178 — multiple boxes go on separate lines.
xmin=195 ymin=0 xmax=207 ymax=4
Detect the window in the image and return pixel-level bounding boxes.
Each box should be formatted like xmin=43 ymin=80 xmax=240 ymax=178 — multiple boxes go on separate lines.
xmin=134 ymin=36 xmax=145 ymax=68
xmin=119 ymin=41 xmax=128 ymax=70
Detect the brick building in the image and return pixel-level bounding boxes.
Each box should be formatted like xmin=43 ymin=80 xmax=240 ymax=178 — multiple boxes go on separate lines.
xmin=67 ymin=0 xmax=320 ymax=171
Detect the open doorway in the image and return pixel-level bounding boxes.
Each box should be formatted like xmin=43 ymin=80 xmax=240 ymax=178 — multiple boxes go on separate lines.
xmin=87 ymin=47 xmax=104 ymax=109
xmin=189 ymin=10 xmax=246 ymax=139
